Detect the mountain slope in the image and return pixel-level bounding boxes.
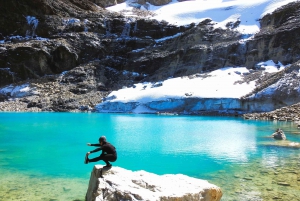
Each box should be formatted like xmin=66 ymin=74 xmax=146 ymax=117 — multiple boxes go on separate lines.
xmin=0 ymin=0 xmax=300 ymax=116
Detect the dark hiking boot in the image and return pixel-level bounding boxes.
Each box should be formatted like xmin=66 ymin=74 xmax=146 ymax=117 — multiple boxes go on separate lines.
xmin=104 ymin=164 xmax=112 ymax=168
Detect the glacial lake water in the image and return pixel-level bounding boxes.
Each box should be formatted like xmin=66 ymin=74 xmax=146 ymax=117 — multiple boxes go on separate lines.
xmin=0 ymin=112 xmax=299 ymax=201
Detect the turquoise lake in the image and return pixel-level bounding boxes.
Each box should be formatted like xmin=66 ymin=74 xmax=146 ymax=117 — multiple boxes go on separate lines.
xmin=0 ymin=112 xmax=299 ymax=201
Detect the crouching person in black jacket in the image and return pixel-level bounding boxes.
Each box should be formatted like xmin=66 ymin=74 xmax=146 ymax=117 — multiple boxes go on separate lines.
xmin=85 ymin=136 xmax=117 ymax=167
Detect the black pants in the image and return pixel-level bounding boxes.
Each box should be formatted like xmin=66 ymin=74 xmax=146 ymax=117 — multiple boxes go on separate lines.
xmin=89 ymin=153 xmax=117 ymax=165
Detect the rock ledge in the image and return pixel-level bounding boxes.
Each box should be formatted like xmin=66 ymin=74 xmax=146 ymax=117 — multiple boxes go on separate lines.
xmin=86 ymin=165 xmax=222 ymax=201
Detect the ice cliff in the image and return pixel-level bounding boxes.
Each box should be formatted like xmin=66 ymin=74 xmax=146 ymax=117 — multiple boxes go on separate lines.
xmin=95 ymin=64 xmax=298 ymax=115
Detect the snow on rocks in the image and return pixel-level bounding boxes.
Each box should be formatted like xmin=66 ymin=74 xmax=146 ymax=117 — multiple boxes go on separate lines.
xmin=86 ymin=165 xmax=223 ymax=201
xmin=107 ymin=0 xmax=298 ymax=34
xmin=96 ymin=63 xmax=286 ymax=114
xmin=0 ymin=83 xmax=38 ymax=98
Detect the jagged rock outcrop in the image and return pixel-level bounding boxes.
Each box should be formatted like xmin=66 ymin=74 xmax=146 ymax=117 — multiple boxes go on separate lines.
xmin=0 ymin=0 xmax=100 ymax=37
xmin=0 ymin=0 xmax=189 ymax=88
xmin=242 ymin=61 xmax=300 ymax=118
xmin=271 ymin=128 xmax=286 ymax=140
xmin=125 ymin=1 xmax=300 ymax=82
xmin=243 ymin=102 xmax=300 ymax=122
xmin=245 ymin=2 xmax=300 ymax=68
xmin=90 ymin=0 xmax=125 ymax=8
xmin=0 ymin=61 xmax=111 ymax=112
xmin=0 ymin=0 xmax=191 ymax=112
xmin=86 ymin=165 xmax=223 ymax=201
xmin=126 ymin=19 xmax=245 ymax=82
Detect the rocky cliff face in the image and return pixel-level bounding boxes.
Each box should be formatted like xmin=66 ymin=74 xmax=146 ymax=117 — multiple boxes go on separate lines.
xmin=1 ymin=0 xmax=300 ymax=113
xmin=0 ymin=0 xmax=188 ymax=86
xmin=86 ymin=165 xmax=223 ymax=201
xmin=245 ymin=2 xmax=300 ymax=68
xmin=90 ymin=0 xmax=125 ymax=8
xmin=0 ymin=0 xmax=189 ymax=111
xmin=242 ymin=61 xmax=300 ymax=110
xmin=126 ymin=19 xmax=244 ymax=82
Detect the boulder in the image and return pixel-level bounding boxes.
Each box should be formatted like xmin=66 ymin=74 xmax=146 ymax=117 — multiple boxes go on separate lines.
xmin=90 ymin=0 xmax=125 ymax=8
xmin=147 ymin=0 xmax=172 ymax=6
xmin=86 ymin=165 xmax=223 ymax=201
xmin=271 ymin=128 xmax=286 ymax=140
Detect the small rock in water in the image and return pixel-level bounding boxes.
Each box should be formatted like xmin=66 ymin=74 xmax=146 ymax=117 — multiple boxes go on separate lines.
xmin=243 ymin=177 xmax=253 ymax=180
xmin=286 ymin=170 xmax=297 ymax=174
xmin=63 ymin=187 xmax=71 ymax=192
xmin=271 ymin=128 xmax=287 ymax=140
xmin=8 ymin=188 xmax=18 ymax=192
xmin=260 ymin=170 xmax=268 ymax=174
xmin=277 ymin=182 xmax=290 ymax=186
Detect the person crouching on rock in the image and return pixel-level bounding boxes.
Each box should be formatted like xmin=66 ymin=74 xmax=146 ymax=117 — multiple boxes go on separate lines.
xmin=85 ymin=136 xmax=117 ymax=168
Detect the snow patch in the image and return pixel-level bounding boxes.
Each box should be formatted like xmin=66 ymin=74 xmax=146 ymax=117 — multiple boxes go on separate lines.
xmin=107 ymin=0 xmax=298 ymax=34
xmin=0 ymin=84 xmax=38 ymax=98
xmin=64 ymin=18 xmax=81 ymax=25
xmin=255 ymin=60 xmax=285 ymax=72
xmin=96 ymin=60 xmax=288 ymax=114
xmin=155 ymin=33 xmax=182 ymax=43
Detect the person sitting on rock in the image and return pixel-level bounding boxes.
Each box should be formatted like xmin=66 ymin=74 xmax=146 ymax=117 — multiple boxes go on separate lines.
xmin=85 ymin=136 xmax=117 ymax=168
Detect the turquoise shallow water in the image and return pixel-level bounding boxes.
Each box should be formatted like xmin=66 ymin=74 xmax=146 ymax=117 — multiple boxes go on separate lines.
xmin=0 ymin=112 xmax=299 ymax=200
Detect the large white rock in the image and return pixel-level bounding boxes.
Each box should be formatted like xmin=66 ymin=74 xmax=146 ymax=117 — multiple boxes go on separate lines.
xmin=86 ymin=165 xmax=222 ymax=201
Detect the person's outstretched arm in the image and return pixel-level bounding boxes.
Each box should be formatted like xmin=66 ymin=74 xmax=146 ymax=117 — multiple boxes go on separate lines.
xmin=87 ymin=143 xmax=101 ymax=147
xmin=90 ymin=147 xmax=103 ymax=153
xmin=86 ymin=146 xmax=103 ymax=155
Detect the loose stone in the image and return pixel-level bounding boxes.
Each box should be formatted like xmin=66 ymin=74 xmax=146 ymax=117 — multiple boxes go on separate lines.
xmin=277 ymin=182 xmax=290 ymax=186
xmin=260 ymin=170 xmax=268 ymax=174
xmin=243 ymin=177 xmax=252 ymax=180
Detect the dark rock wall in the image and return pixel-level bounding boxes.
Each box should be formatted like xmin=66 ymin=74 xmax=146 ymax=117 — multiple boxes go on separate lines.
xmin=0 ymin=0 xmax=100 ymax=37
xmin=0 ymin=0 xmax=189 ymax=88
xmin=126 ymin=20 xmax=245 ymax=82
xmin=245 ymin=2 xmax=300 ymax=68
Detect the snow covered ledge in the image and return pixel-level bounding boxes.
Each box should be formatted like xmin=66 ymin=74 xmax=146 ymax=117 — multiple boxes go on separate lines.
xmin=85 ymin=165 xmax=223 ymax=201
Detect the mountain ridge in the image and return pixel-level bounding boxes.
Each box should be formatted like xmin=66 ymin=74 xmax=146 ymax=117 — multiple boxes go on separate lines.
xmin=0 ymin=0 xmax=300 ymax=119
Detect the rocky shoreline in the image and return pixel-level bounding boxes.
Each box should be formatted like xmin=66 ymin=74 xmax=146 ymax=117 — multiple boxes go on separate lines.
xmin=1 ymin=71 xmax=300 ymax=124
xmin=2 ymin=93 xmax=300 ymax=126
xmin=243 ymin=102 xmax=300 ymax=122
